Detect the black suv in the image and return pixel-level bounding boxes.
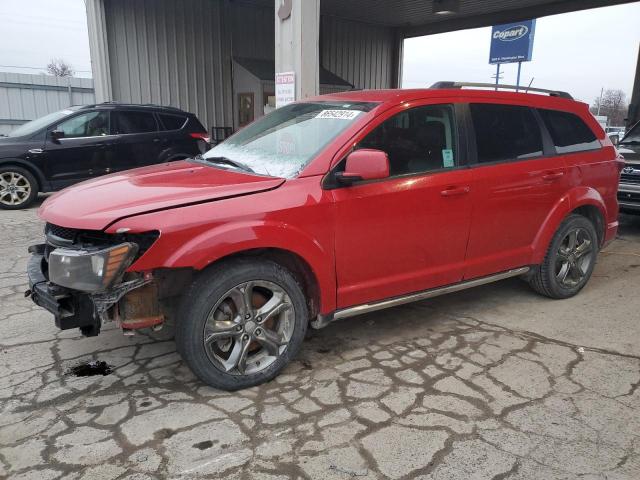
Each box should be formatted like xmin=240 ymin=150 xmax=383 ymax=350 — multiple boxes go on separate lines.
xmin=0 ymin=103 xmax=210 ymax=209
xmin=618 ymin=120 xmax=640 ymax=213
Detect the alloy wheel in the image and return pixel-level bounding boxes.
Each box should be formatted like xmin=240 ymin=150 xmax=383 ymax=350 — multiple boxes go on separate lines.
xmin=555 ymin=227 xmax=594 ymax=288
xmin=203 ymin=280 xmax=294 ymax=375
xmin=0 ymin=171 xmax=31 ymax=206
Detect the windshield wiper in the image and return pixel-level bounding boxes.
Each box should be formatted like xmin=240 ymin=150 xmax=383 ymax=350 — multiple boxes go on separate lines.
xmin=620 ymin=140 xmax=640 ymax=145
xmin=195 ymin=155 xmax=255 ymax=173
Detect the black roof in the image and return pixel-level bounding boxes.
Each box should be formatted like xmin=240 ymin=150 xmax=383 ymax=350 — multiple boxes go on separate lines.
xmin=234 ymin=57 xmax=353 ymax=88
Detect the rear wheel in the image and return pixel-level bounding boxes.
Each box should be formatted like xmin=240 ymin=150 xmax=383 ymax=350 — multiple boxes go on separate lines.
xmin=528 ymin=214 xmax=598 ymax=299
xmin=176 ymin=259 xmax=308 ymax=390
xmin=0 ymin=166 xmax=38 ymax=210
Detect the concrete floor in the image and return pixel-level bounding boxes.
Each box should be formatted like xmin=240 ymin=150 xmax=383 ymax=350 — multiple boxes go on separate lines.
xmin=1 ymin=198 xmax=639 ymax=479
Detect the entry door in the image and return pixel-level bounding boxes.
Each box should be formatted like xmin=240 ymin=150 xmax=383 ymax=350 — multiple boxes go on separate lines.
xmin=43 ymin=110 xmax=116 ymax=188
xmin=463 ymin=103 xmax=569 ymax=279
xmin=332 ymin=103 xmax=474 ymax=309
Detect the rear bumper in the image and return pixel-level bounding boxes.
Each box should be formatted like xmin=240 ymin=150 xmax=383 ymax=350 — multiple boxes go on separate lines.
xmin=27 ymin=247 xmax=100 ymax=334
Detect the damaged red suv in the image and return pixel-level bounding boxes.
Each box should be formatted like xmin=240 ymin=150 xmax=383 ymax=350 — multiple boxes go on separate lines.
xmin=28 ymin=83 xmax=622 ymax=390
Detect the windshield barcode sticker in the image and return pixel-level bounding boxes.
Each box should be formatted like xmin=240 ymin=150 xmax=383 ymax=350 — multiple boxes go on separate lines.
xmin=316 ymin=110 xmax=361 ymax=120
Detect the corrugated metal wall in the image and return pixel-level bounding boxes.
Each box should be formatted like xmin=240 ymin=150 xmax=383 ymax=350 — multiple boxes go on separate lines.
xmin=231 ymin=2 xmax=274 ymax=60
xmin=104 ymin=0 xmax=234 ymax=129
xmin=98 ymin=0 xmax=399 ymax=130
xmin=0 ymin=73 xmax=95 ymax=136
xmin=321 ymin=16 xmax=396 ymax=90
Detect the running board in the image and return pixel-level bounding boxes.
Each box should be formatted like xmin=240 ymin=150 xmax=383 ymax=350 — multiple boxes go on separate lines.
xmin=311 ymin=267 xmax=530 ymax=329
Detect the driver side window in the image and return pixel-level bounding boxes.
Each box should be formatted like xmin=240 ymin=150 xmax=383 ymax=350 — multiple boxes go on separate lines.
xmin=54 ymin=111 xmax=110 ymax=139
xmin=359 ymin=104 xmax=458 ymax=177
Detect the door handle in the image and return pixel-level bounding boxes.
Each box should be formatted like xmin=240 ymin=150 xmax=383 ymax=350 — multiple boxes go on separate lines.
xmin=28 ymin=148 xmax=43 ymax=154
xmin=542 ymin=171 xmax=565 ymax=181
xmin=440 ymin=186 xmax=470 ymax=197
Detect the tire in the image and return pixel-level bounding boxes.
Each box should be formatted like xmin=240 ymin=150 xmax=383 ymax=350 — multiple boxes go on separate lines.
xmin=176 ymin=258 xmax=308 ymax=390
xmin=0 ymin=166 xmax=38 ymax=210
xmin=528 ymin=214 xmax=598 ymax=299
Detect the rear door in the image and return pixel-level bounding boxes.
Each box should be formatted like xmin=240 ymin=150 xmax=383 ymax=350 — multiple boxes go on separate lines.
xmin=111 ymin=110 xmax=163 ymax=171
xmin=332 ymin=102 xmax=474 ymax=308
xmin=42 ymin=110 xmax=115 ymax=188
xmin=463 ymin=102 xmax=570 ymax=279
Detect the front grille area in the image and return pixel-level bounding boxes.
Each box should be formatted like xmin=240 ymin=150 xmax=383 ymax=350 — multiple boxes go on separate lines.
xmin=620 ymin=173 xmax=640 ymax=185
xmin=45 ymin=223 xmax=79 ymax=241
xmin=618 ymin=191 xmax=640 ymax=203
xmin=44 ymin=223 xmax=159 ymax=261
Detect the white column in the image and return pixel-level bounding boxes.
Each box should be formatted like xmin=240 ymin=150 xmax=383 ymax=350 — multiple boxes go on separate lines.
xmin=274 ymin=0 xmax=320 ymax=105
xmin=85 ymin=0 xmax=112 ymax=102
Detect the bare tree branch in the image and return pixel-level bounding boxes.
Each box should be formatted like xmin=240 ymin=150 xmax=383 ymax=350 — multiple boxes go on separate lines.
xmin=46 ymin=58 xmax=74 ymax=77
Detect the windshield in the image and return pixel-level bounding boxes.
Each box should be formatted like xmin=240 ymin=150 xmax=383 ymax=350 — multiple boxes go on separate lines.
xmin=9 ymin=107 xmax=80 ymax=138
xmin=621 ymin=122 xmax=640 ymax=144
xmin=202 ymin=101 xmax=378 ymax=178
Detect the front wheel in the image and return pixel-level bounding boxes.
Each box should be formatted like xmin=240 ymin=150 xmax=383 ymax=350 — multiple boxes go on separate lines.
xmin=176 ymin=259 xmax=308 ymax=390
xmin=528 ymin=214 xmax=598 ymax=299
xmin=0 ymin=166 xmax=38 ymax=209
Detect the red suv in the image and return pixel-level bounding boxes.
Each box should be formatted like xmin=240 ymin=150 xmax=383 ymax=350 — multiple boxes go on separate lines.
xmin=27 ymin=83 xmax=622 ymax=390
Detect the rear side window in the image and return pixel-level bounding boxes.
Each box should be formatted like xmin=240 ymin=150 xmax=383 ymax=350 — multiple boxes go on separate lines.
xmin=158 ymin=114 xmax=188 ymax=131
xmin=538 ymin=109 xmax=600 ymax=153
xmin=470 ymin=104 xmax=543 ymax=163
xmin=112 ymin=111 xmax=158 ymax=134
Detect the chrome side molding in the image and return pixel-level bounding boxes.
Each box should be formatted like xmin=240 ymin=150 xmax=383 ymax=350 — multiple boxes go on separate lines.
xmin=311 ymin=267 xmax=530 ymax=329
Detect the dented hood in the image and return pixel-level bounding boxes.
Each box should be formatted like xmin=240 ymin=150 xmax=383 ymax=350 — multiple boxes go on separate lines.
xmin=39 ymin=161 xmax=285 ymax=230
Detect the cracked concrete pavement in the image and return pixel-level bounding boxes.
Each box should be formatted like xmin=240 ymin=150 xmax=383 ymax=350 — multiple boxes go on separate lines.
xmin=1 ymin=199 xmax=640 ymax=479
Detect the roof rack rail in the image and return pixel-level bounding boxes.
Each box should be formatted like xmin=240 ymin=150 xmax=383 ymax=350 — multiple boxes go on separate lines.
xmin=430 ymin=81 xmax=573 ymax=100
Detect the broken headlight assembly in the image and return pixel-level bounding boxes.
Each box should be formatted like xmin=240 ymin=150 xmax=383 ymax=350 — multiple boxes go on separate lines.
xmin=48 ymin=243 xmax=139 ymax=293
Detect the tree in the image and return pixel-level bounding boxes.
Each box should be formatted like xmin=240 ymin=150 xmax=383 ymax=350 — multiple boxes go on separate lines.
xmin=46 ymin=58 xmax=74 ymax=77
xmin=591 ymin=89 xmax=628 ymax=126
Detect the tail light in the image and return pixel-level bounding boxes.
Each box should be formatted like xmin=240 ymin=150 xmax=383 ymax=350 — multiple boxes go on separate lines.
xmin=190 ymin=132 xmax=211 ymax=143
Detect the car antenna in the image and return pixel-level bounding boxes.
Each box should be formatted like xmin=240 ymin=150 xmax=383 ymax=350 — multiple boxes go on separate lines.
xmin=524 ymin=78 xmax=535 ymax=94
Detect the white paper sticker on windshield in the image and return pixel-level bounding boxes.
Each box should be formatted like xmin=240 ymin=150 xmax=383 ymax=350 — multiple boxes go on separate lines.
xmin=316 ymin=110 xmax=361 ymax=120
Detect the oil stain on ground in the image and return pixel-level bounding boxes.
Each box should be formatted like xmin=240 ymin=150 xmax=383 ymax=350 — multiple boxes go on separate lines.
xmin=66 ymin=360 xmax=113 ymax=377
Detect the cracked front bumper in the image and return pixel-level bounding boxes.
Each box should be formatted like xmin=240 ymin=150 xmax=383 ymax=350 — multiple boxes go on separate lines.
xmin=27 ymin=246 xmax=100 ymax=335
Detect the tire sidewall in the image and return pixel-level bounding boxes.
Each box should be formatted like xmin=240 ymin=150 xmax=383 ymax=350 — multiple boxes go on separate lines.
xmin=545 ymin=215 xmax=598 ymax=298
xmin=0 ymin=166 xmax=38 ymax=210
xmin=176 ymin=259 xmax=308 ymax=390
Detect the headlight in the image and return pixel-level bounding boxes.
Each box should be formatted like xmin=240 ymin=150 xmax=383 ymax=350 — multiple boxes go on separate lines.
xmin=48 ymin=243 xmax=139 ymax=293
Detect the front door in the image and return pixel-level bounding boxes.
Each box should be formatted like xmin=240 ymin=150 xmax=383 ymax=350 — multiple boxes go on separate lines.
xmin=463 ymin=103 xmax=570 ymax=279
xmin=43 ymin=110 xmax=116 ymax=189
xmin=332 ymin=103 xmax=474 ymax=309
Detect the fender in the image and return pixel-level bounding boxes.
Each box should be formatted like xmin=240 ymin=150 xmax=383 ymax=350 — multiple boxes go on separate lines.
xmin=115 ymin=219 xmax=337 ymax=313
xmin=531 ymin=186 xmax=607 ymax=264
xmin=0 ymin=158 xmax=49 ymax=191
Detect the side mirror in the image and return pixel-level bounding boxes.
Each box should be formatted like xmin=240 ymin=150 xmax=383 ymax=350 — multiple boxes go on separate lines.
xmin=609 ymin=134 xmax=619 ymax=147
xmin=50 ymin=130 xmax=65 ymax=143
xmin=335 ymin=149 xmax=390 ymax=185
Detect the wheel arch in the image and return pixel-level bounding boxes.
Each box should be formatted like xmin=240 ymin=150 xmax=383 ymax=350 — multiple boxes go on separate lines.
xmin=198 ymin=247 xmax=322 ymax=320
xmin=531 ymin=187 xmax=607 ymax=264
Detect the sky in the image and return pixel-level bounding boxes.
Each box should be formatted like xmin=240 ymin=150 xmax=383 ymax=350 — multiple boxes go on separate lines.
xmin=0 ymin=0 xmax=638 ymax=107
xmin=403 ymin=2 xmax=640 ymax=105
xmin=0 ymin=0 xmax=92 ymax=77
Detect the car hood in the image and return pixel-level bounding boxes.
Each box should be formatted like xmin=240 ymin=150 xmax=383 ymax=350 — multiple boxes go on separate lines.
xmin=39 ymin=160 xmax=285 ymax=230
xmin=619 ymin=145 xmax=639 ymax=162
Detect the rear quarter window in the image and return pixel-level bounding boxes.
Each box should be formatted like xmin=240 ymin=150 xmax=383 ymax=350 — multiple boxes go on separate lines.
xmin=159 ymin=114 xmax=188 ymax=131
xmin=538 ymin=109 xmax=600 ymax=154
